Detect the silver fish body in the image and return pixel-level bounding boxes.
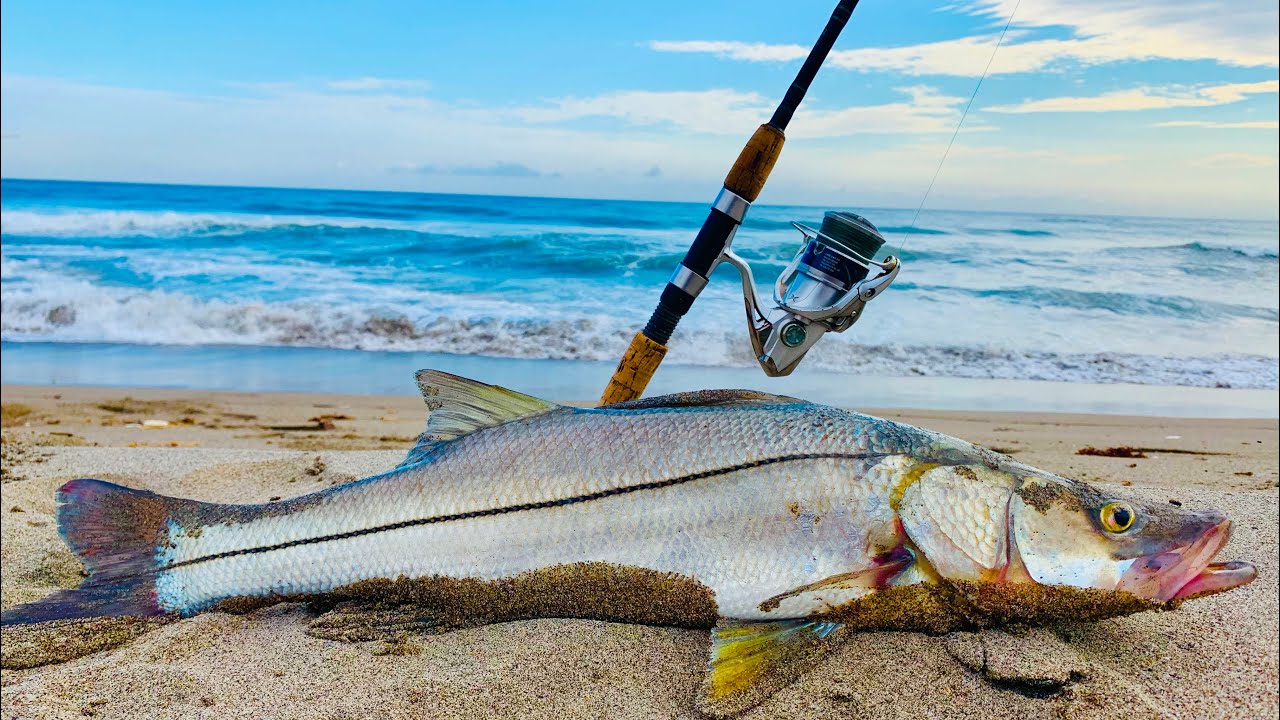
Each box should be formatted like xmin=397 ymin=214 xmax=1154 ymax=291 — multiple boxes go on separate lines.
xmin=159 ymin=391 xmax=973 ymax=620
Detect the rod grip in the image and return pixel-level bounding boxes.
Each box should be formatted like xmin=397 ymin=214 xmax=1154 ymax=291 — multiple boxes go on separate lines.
xmin=598 ymin=331 xmax=668 ymax=405
xmin=723 ymin=124 xmax=786 ymax=202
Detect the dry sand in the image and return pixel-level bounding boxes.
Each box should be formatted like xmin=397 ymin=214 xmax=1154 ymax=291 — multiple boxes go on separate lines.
xmin=0 ymin=384 xmax=1276 ymax=719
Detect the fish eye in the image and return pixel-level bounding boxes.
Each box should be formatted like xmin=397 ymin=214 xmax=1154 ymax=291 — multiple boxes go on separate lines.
xmin=1100 ymin=502 xmax=1135 ymax=533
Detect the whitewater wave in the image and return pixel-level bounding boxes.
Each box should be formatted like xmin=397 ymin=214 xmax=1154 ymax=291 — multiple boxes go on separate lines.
xmin=0 ymin=208 xmax=686 ymax=241
xmin=2 ymin=278 xmax=1275 ymax=390
xmin=3 ymin=182 xmax=1277 ymax=393
xmin=0 ymin=208 xmax=404 ymax=238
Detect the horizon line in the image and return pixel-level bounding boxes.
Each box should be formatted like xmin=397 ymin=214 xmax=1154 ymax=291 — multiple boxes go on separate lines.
xmin=2 ymin=175 xmax=1277 ymax=225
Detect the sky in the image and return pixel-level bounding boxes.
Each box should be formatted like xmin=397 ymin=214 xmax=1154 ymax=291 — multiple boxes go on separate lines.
xmin=1 ymin=0 xmax=1277 ymax=219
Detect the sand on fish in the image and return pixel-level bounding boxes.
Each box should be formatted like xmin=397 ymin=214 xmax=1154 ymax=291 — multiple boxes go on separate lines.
xmin=0 ymin=385 xmax=1276 ymax=719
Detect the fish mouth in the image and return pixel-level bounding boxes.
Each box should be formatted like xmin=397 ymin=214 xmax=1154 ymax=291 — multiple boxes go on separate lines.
xmin=1117 ymin=520 xmax=1257 ymax=603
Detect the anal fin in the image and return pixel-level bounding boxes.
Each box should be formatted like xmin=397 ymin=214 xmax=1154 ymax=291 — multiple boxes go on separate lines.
xmin=700 ymin=619 xmax=848 ymax=718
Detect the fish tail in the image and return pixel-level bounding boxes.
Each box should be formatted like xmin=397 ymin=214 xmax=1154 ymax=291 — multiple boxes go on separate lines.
xmin=1 ymin=479 xmax=205 ymax=625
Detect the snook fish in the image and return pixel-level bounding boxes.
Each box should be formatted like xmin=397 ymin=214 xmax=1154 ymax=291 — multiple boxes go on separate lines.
xmin=1 ymin=371 xmax=1257 ymax=714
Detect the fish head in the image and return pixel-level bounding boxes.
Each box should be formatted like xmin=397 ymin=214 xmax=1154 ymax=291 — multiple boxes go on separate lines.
xmin=897 ymin=462 xmax=1256 ymax=621
xmin=1007 ymin=474 xmax=1257 ymax=604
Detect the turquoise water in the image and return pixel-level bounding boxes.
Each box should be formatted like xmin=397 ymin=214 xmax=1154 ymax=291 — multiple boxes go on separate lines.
xmin=2 ymin=178 xmax=1277 ymax=396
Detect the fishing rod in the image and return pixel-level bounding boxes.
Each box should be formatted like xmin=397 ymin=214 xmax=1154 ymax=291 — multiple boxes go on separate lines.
xmin=599 ymin=0 xmax=900 ymax=404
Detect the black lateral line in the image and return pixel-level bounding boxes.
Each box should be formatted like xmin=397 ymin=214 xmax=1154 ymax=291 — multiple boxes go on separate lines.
xmin=163 ymin=452 xmax=876 ymax=572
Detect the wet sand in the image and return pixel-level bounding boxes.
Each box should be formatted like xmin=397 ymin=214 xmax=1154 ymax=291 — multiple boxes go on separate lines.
xmin=1 ymin=384 xmax=1276 ymax=719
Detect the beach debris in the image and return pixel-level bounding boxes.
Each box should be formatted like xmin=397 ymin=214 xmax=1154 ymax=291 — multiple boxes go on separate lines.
xmin=378 ymin=435 xmax=416 ymax=443
xmin=0 ymin=370 xmax=1258 ymax=714
xmin=265 ymin=414 xmax=351 ymax=432
xmin=304 ymin=456 xmax=327 ymax=477
xmin=1078 ymin=445 xmax=1223 ymax=458
xmin=36 ymin=432 xmax=90 ymax=447
xmin=1077 ymin=446 xmax=1147 ymax=458
xmin=142 ymin=419 xmax=170 ymax=429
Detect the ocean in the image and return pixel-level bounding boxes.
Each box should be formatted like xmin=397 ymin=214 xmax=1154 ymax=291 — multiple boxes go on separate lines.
xmin=2 ymin=178 xmax=1277 ymax=414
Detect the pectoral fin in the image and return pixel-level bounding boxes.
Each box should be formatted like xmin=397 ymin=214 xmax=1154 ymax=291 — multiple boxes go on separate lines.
xmin=756 ymin=546 xmax=916 ymax=614
xmin=700 ymin=619 xmax=848 ymax=718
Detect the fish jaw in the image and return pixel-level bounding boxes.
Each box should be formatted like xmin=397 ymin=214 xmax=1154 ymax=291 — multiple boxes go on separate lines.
xmin=1116 ymin=520 xmax=1257 ymax=603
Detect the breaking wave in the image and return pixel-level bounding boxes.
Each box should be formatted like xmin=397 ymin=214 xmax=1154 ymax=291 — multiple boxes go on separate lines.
xmin=0 ymin=208 xmax=417 ymax=239
xmin=2 ymin=278 xmax=1275 ymax=390
xmin=3 ymin=180 xmax=1277 ymax=392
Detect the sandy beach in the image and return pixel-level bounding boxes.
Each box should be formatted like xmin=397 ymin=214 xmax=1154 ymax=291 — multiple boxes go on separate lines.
xmin=1 ymin=384 xmax=1276 ymax=719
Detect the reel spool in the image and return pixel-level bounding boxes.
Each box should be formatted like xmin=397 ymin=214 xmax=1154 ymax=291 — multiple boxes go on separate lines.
xmin=720 ymin=211 xmax=900 ymax=376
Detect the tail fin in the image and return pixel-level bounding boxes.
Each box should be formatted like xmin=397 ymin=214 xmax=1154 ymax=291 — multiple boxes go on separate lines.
xmin=2 ymin=479 xmax=203 ymax=625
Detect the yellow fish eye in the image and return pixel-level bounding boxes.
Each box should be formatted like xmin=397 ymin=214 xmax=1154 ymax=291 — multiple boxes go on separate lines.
xmin=1100 ymin=502 xmax=1135 ymax=533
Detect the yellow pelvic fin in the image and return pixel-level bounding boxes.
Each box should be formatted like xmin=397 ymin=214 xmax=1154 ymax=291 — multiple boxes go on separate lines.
xmin=700 ymin=619 xmax=847 ymax=718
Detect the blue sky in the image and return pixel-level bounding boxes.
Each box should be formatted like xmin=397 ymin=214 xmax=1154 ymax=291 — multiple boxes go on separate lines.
xmin=2 ymin=0 xmax=1277 ymax=219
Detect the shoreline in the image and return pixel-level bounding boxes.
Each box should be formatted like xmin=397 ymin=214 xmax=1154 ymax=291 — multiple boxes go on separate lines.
xmin=4 ymin=342 xmax=1278 ymax=418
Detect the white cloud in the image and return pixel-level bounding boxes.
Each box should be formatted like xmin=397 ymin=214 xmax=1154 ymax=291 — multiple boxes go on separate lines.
xmin=648 ymin=40 xmax=808 ymax=63
xmin=0 ymin=73 xmax=728 ymax=201
xmin=326 ymin=77 xmax=428 ymax=91
xmin=963 ymin=0 xmax=1277 ymax=68
xmin=985 ymin=80 xmax=1279 ymax=113
xmin=514 ymin=89 xmax=769 ymax=134
xmin=1155 ymin=120 xmax=1280 ymax=130
xmin=1 ymin=73 xmax=1276 ymax=219
xmin=650 ymin=0 xmax=1278 ymax=76
xmin=1191 ymin=152 xmax=1278 ymax=168
xmin=514 ymin=86 xmax=974 ymax=137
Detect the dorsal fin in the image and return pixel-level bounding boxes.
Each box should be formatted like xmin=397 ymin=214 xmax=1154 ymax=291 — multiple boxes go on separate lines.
xmin=398 ymin=370 xmax=558 ymax=467
xmin=601 ymin=389 xmax=804 ymax=411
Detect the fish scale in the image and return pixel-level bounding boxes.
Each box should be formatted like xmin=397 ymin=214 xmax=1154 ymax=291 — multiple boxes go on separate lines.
xmin=157 ymin=399 xmax=949 ymax=618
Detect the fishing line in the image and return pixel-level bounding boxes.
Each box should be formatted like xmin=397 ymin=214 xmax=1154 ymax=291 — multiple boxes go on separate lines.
xmin=896 ymin=0 xmax=1021 ymax=252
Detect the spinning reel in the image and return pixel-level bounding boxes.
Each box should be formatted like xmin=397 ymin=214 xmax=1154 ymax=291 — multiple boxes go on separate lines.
xmin=719 ymin=210 xmax=900 ymax=376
